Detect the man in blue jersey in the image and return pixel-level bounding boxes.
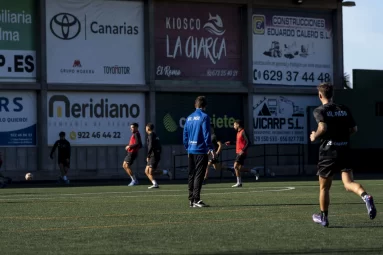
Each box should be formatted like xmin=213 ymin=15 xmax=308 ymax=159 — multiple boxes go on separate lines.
xmin=183 ymin=96 xmax=215 ymax=208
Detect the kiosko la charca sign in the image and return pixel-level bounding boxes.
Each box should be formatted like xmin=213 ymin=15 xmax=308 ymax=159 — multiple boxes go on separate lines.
xmin=154 ymin=2 xmax=242 ymax=80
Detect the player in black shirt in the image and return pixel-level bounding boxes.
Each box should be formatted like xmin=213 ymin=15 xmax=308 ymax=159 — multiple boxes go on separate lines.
xmin=310 ymin=83 xmax=376 ymax=227
xmin=144 ymin=123 xmax=172 ymax=189
xmin=203 ymin=126 xmax=223 ymax=184
xmin=50 ymin=131 xmax=71 ymax=184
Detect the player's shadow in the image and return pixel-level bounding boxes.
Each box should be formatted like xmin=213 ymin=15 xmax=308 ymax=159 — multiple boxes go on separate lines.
xmin=210 ymin=247 xmax=383 ymax=254
xmin=222 ymin=202 xmax=377 ymax=208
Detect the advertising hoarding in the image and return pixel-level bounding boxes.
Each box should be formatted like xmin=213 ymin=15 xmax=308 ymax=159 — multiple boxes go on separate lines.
xmin=47 ymin=92 xmax=145 ymax=145
xmin=154 ymin=2 xmax=242 ymax=81
xmin=0 ymin=91 xmax=36 ymax=146
xmin=0 ymin=1 xmax=36 ymax=82
xmin=46 ymin=0 xmax=145 ymax=84
xmin=156 ymin=93 xmax=244 ymax=144
xmin=252 ymin=10 xmax=333 ymax=86
xmin=253 ymin=94 xmax=319 ymax=144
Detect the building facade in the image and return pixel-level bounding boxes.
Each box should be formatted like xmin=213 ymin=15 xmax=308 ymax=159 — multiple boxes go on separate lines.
xmin=0 ymin=0 xmax=346 ymax=180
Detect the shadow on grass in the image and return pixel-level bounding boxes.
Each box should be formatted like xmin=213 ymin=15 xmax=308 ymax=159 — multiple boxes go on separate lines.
xmin=219 ymin=202 xmax=376 ymax=208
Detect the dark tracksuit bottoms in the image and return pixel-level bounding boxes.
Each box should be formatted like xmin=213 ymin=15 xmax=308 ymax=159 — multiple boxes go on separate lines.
xmin=188 ymin=154 xmax=208 ymax=203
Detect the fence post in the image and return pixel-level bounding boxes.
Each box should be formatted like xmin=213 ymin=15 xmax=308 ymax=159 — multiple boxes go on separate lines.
xmin=263 ymin=144 xmax=266 ymax=177
xmin=173 ymin=154 xmax=176 ymax=180
xmin=298 ymin=144 xmax=301 ymax=175
xmin=302 ymin=144 xmax=305 ymax=175
xmin=219 ymin=152 xmax=223 ymax=182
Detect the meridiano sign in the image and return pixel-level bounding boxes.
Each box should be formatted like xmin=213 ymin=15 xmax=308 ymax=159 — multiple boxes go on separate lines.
xmin=47 ymin=92 xmax=145 ymax=146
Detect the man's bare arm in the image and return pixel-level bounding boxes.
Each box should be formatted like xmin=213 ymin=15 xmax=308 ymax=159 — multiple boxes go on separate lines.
xmin=313 ymin=122 xmax=327 ymax=140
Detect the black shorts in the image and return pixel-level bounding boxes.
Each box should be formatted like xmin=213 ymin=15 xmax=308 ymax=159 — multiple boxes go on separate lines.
xmin=58 ymin=158 xmax=70 ymax=168
xmin=124 ymin=153 xmax=137 ymax=166
xmin=147 ymin=156 xmax=160 ymax=169
xmin=317 ymin=158 xmax=352 ymax=178
xmin=208 ymin=153 xmax=220 ymax=164
xmin=235 ymin=153 xmax=246 ymax=165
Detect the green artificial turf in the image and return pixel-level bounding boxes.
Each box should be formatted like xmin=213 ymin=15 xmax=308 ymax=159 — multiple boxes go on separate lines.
xmin=0 ymin=180 xmax=382 ymax=254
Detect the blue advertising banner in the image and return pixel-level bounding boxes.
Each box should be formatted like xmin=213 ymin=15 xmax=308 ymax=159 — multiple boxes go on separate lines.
xmin=0 ymin=91 xmax=37 ymax=146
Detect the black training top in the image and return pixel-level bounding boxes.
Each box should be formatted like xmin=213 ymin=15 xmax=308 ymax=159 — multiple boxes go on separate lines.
xmin=313 ymin=103 xmax=356 ymax=159
xmin=147 ymin=131 xmax=162 ymax=158
xmin=50 ymin=139 xmax=71 ymax=159
xmin=211 ymin=133 xmax=220 ymax=153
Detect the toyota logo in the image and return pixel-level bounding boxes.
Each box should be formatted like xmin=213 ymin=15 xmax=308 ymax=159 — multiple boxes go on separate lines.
xmin=50 ymin=13 xmax=81 ymax=40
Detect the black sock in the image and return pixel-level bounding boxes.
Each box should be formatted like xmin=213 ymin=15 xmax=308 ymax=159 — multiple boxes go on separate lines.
xmin=361 ymin=192 xmax=368 ymax=198
xmin=321 ymin=211 xmax=328 ymax=218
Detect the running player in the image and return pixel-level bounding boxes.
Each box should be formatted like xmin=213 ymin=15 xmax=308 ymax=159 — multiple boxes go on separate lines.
xmin=144 ymin=123 xmax=172 ymax=189
xmin=311 ymin=82 xmax=376 ymax=227
xmin=50 ymin=131 xmax=71 ymax=184
xmin=225 ymin=119 xmax=257 ymax=187
xmin=203 ymin=126 xmax=223 ymax=185
xmin=123 ymin=123 xmax=142 ymax=186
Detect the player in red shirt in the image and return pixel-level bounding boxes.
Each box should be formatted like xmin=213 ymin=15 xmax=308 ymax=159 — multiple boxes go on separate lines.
xmin=225 ymin=119 xmax=257 ymax=187
xmin=123 ymin=123 xmax=142 ymax=186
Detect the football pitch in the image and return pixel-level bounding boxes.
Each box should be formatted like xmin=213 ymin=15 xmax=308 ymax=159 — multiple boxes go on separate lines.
xmin=0 ymin=179 xmax=382 ymax=254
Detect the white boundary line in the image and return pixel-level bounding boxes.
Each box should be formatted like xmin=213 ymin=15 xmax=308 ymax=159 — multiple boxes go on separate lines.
xmin=0 ymin=187 xmax=296 ymax=201
xmin=0 ymin=186 xmax=294 ymax=196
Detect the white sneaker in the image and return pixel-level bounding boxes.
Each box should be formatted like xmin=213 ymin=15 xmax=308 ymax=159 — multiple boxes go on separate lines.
xmin=232 ymin=183 xmax=242 ymax=188
xmin=128 ymin=180 xmax=139 ymax=186
xmin=148 ymin=185 xmax=159 ymax=189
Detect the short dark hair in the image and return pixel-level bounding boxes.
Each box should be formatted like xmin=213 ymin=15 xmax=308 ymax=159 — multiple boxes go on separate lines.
xmin=131 ymin=123 xmax=139 ymax=128
xmin=317 ymin=82 xmax=334 ymax=99
xmin=146 ymin=122 xmax=154 ymax=131
xmin=195 ymin=96 xmax=207 ymax=109
xmin=59 ymin=131 xmax=65 ymax=137
xmin=234 ymin=119 xmax=243 ymax=128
